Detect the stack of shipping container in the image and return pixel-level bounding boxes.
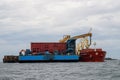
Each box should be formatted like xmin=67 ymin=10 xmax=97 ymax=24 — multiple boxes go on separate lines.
xmin=31 ymin=42 xmax=66 ymax=55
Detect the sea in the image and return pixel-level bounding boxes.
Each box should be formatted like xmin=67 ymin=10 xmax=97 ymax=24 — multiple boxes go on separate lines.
xmin=0 ymin=60 xmax=120 ymax=80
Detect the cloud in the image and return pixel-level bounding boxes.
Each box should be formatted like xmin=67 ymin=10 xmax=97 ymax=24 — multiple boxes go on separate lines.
xmin=0 ymin=0 xmax=120 ymax=60
xmin=92 ymin=39 xmax=120 ymax=59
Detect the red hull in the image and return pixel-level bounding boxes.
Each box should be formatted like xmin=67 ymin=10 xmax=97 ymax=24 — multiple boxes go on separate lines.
xmin=79 ymin=49 xmax=106 ymax=62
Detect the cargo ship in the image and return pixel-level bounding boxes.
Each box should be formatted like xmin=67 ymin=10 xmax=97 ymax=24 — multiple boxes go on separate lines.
xmin=3 ymin=32 xmax=106 ymax=63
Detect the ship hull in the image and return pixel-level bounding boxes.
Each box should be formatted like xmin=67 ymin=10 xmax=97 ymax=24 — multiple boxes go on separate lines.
xmin=19 ymin=55 xmax=79 ymax=62
xmin=3 ymin=49 xmax=106 ymax=63
xmin=79 ymin=49 xmax=106 ymax=62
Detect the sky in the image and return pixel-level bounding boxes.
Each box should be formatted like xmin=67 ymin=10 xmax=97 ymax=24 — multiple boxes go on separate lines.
xmin=0 ymin=0 xmax=120 ymax=61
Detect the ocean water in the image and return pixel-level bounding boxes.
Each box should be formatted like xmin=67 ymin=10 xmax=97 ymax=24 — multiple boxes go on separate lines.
xmin=0 ymin=60 xmax=120 ymax=80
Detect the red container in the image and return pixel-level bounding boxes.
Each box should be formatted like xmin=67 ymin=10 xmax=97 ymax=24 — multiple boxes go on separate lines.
xmin=31 ymin=42 xmax=66 ymax=54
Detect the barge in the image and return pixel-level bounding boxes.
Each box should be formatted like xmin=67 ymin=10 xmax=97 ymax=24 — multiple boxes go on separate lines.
xmin=3 ymin=32 xmax=106 ymax=63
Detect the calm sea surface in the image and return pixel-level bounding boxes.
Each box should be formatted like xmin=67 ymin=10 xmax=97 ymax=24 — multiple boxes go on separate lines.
xmin=0 ymin=60 xmax=120 ymax=80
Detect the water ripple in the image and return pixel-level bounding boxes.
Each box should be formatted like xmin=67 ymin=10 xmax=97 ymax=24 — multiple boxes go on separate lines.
xmin=0 ymin=60 xmax=120 ymax=80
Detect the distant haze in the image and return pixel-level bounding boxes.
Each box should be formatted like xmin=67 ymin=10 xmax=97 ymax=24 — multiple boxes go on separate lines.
xmin=0 ymin=0 xmax=120 ymax=60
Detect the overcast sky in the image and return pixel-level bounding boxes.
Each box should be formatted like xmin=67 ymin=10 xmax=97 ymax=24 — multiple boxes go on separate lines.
xmin=0 ymin=0 xmax=120 ymax=60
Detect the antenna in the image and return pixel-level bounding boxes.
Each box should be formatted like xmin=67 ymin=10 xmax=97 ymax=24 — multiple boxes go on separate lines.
xmin=93 ymin=42 xmax=96 ymax=51
xmin=88 ymin=28 xmax=92 ymax=33
xmin=93 ymin=42 xmax=96 ymax=47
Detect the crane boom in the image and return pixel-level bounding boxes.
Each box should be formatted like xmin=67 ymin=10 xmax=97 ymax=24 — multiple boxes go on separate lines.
xmin=59 ymin=32 xmax=92 ymax=55
xmin=59 ymin=33 xmax=92 ymax=43
xmin=59 ymin=35 xmax=70 ymax=43
xmin=59 ymin=30 xmax=92 ymax=55
xmin=71 ymin=33 xmax=92 ymax=47
xmin=71 ymin=33 xmax=92 ymax=39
